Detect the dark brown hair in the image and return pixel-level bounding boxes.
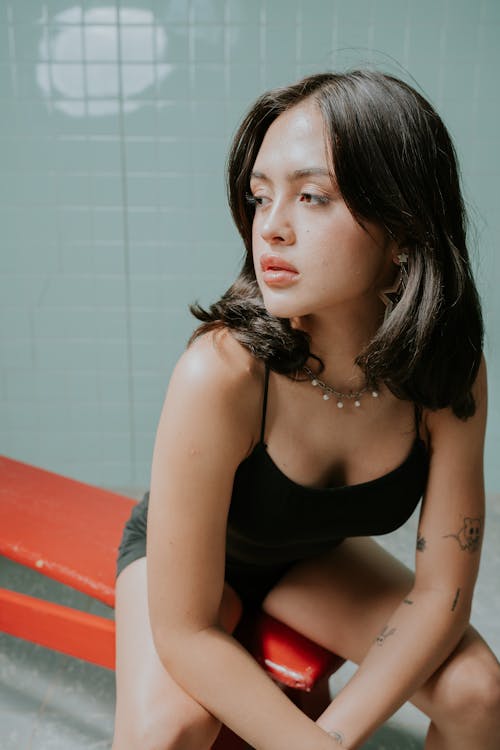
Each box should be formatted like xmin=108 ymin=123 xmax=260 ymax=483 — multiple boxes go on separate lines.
xmin=190 ymin=70 xmax=483 ymax=418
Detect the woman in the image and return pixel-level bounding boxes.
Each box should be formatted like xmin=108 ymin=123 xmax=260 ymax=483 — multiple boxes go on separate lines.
xmin=112 ymin=71 xmax=500 ymax=750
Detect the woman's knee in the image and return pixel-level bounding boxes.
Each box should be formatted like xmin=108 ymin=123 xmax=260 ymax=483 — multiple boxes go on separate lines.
xmin=114 ymin=700 xmax=222 ymax=750
xmin=431 ymin=637 xmax=500 ymax=728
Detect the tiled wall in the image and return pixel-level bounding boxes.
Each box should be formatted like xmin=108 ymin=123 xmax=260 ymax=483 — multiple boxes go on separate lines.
xmin=1 ymin=0 xmax=499 ymax=491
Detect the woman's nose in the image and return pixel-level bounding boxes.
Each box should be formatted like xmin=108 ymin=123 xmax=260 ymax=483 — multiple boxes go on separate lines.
xmin=259 ymin=203 xmax=295 ymax=245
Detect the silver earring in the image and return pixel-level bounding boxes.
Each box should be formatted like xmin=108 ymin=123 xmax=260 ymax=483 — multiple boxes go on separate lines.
xmin=378 ymin=252 xmax=408 ymax=321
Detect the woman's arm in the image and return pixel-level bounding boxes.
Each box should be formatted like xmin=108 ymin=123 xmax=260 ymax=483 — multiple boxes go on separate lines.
xmin=147 ymin=331 xmax=338 ymax=750
xmin=316 ymin=355 xmax=488 ymax=748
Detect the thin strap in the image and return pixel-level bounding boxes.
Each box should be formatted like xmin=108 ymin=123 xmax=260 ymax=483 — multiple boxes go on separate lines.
xmin=260 ymin=362 xmax=270 ymax=444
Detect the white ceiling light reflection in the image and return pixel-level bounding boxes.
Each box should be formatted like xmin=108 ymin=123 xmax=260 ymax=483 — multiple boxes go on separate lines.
xmin=36 ymin=6 xmax=170 ymax=117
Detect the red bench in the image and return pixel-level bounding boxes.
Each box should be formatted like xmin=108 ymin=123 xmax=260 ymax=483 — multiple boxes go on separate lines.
xmin=0 ymin=455 xmax=343 ymax=747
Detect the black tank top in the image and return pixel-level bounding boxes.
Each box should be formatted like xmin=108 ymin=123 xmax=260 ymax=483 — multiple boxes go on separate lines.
xmin=226 ymin=364 xmax=429 ymax=569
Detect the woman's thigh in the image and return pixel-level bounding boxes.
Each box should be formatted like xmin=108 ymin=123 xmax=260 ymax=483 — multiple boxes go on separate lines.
xmin=113 ymin=556 xmax=243 ymax=750
xmin=262 ymin=537 xmax=414 ymax=663
xmin=260 ymin=537 xmax=498 ymax=718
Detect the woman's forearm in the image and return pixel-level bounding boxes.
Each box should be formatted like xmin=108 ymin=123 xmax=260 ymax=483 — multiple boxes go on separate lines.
xmin=156 ymin=623 xmax=339 ymax=750
xmin=316 ymin=587 xmax=470 ymax=748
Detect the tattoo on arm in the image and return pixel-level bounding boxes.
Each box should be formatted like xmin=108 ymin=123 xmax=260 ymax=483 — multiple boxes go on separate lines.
xmin=328 ymin=730 xmax=345 ymax=745
xmin=403 ymin=598 xmax=414 ymax=605
xmin=451 ymin=588 xmax=461 ymax=612
xmin=416 ymin=532 xmax=426 ymax=551
xmin=443 ymin=517 xmax=482 ymax=553
xmin=375 ymin=624 xmax=396 ymax=646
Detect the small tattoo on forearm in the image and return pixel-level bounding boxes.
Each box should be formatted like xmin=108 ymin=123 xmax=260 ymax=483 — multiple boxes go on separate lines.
xmin=416 ymin=533 xmax=426 ymax=551
xmin=328 ymin=729 xmax=345 ymax=745
xmin=376 ymin=624 xmax=396 ymax=646
xmin=443 ymin=517 xmax=482 ymax=553
xmin=404 ymin=598 xmax=414 ymax=605
xmin=451 ymin=588 xmax=461 ymax=612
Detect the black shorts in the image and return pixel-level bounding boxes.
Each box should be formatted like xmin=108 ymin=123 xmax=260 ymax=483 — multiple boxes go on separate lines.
xmin=116 ymin=492 xmax=293 ymax=610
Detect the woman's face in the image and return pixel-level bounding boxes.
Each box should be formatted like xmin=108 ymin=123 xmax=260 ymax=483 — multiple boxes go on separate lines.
xmin=250 ymin=99 xmax=397 ymax=320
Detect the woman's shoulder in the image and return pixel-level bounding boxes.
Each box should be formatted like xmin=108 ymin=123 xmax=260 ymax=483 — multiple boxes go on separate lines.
xmin=166 ymin=327 xmax=266 ymax=446
xmin=178 ymin=327 xmax=264 ymax=389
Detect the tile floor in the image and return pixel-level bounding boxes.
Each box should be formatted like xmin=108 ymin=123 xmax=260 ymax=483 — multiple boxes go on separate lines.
xmin=1 ymin=494 xmax=499 ymax=750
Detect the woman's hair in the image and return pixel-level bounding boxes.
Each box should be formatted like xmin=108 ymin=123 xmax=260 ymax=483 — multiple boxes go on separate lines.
xmin=190 ymin=70 xmax=483 ymax=419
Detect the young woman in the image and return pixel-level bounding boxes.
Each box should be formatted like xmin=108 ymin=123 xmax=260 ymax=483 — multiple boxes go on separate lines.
xmin=112 ymin=71 xmax=500 ymax=750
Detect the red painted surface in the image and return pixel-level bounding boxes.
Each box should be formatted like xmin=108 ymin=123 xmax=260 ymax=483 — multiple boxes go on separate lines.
xmin=0 ymin=587 xmax=116 ymax=669
xmin=0 ymin=455 xmax=136 ymax=607
xmin=0 ymin=454 xmax=340 ymax=701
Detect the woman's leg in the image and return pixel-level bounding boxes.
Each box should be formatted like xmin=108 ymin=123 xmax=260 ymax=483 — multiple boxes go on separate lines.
xmin=112 ymin=557 xmax=243 ymax=750
xmin=261 ymin=537 xmax=500 ymax=749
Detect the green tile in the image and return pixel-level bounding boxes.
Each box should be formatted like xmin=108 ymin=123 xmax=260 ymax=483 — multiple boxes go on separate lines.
xmin=127 ymin=207 xmax=162 ymax=243
xmin=191 ymin=63 xmax=225 ymax=100
xmin=89 ymin=174 xmax=123 ymax=206
xmin=127 ymin=173 xmax=159 ymax=206
xmin=87 ymin=62 xmax=120 ymax=97
xmin=157 ymin=173 xmax=191 ymax=209
xmin=99 ymin=371 xmax=130 ymax=402
xmin=55 ymin=173 xmax=90 ymax=205
xmin=46 ymin=2 xmax=82 ymax=24
xmin=1 ymin=339 xmax=32 ymax=368
xmin=156 ymin=100 xmax=192 ymax=136
xmin=12 ymin=2 xmax=48 ymax=24
xmin=158 ymin=207 xmax=194 ymax=242
xmin=227 ymin=25 xmax=260 ymax=64
xmin=227 ymin=3 xmax=263 ymax=25
xmin=45 ymin=24 xmax=83 ymax=61
xmin=131 ymin=372 xmax=171 ymax=403
xmin=128 ymin=244 xmax=161 ymax=275
xmin=335 ymin=0 xmax=375 ymax=27
xmin=193 ymin=26 xmax=225 ymax=63
xmin=84 ymin=1 xmax=117 ymax=24
xmin=0 ymin=62 xmax=14 ymax=95
xmin=156 ymin=63 xmax=190 ymax=99
xmin=132 ymin=399 xmax=161 ymax=431
xmin=264 ymin=62 xmax=298 ymax=90
xmin=57 ymin=207 xmax=93 ymax=245
xmin=481 ymin=0 xmax=500 ymax=23
xmin=123 ymin=100 xmax=157 ymax=137
xmin=131 ymin=338 xmax=172 ymax=373
xmin=124 ymin=138 xmax=157 ymax=171
xmin=228 ymin=64 xmax=262 ymax=107
xmin=156 ymin=138 xmax=192 ymax=172
xmin=191 ymin=136 xmax=228 ymax=173
xmin=265 ymin=27 xmax=297 ymax=64
xmin=266 ymin=0 xmax=300 ymax=27
xmin=191 ymin=99 xmax=227 ymax=138
xmin=120 ymin=25 xmax=155 ymax=63
xmin=154 ymin=0 xmax=190 ymax=24
xmin=0 ymin=23 xmax=10 ymax=61
xmin=88 ymin=138 xmax=121 ymax=171
xmin=191 ymin=0 xmax=226 ymax=24
xmin=84 ymin=23 xmax=118 ymax=61
xmin=118 ymin=2 xmax=153 ymax=26
xmin=162 ymin=25 xmax=189 ymax=62
xmin=2 ymin=206 xmax=58 ymax=245
xmin=0 ymin=306 xmax=31 ymax=339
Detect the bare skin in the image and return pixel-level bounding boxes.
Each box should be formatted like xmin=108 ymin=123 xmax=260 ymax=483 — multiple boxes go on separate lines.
xmin=112 ymin=533 xmax=500 ymax=750
xmin=112 ymin=558 xmax=243 ymax=750
xmin=261 ymin=537 xmax=500 ymax=750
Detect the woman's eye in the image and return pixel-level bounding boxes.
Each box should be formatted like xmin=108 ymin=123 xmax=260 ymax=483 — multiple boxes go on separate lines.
xmin=299 ymin=192 xmax=329 ymax=206
xmin=245 ymin=192 xmax=269 ymax=208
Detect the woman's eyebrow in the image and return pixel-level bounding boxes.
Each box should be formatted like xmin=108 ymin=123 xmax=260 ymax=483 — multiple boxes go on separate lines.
xmin=250 ymin=167 xmax=333 ymax=181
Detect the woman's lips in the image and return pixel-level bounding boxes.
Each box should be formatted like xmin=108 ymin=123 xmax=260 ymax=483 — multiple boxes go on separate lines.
xmin=260 ymin=253 xmax=299 ymax=286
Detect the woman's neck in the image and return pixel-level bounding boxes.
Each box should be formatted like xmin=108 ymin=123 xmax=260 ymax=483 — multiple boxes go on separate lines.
xmin=293 ymin=301 xmax=384 ymax=390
